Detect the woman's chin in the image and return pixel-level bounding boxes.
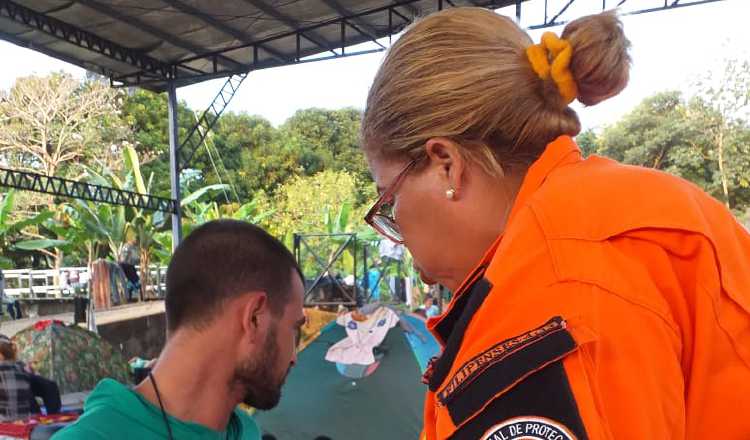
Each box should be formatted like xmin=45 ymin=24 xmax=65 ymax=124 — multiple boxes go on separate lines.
xmin=417 ymin=268 xmax=438 ymax=285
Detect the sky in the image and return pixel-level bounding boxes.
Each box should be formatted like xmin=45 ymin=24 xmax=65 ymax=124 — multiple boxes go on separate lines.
xmin=0 ymin=0 xmax=748 ymax=132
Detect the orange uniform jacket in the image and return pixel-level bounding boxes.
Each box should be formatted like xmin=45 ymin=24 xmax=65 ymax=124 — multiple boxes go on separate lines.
xmin=422 ymin=136 xmax=750 ymax=439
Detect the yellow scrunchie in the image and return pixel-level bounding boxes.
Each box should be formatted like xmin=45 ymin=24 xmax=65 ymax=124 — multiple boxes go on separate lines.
xmin=526 ymin=32 xmax=578 ymax=104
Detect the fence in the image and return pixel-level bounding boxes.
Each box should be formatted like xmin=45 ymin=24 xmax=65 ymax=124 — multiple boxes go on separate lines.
xmin=2 ymin=265 xmax=167 ymax=300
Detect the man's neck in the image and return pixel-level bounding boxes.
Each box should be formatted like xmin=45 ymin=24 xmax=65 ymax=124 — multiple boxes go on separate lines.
xmin=135 ymin=331 xmax=240 ymax=431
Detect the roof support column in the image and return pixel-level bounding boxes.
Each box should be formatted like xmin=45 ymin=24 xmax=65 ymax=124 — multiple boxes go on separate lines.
xmin=167 ymin=81 xmax=183 ymax=251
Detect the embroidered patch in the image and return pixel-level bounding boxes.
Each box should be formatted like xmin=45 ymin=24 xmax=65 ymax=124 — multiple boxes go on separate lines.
xmin=439 ymin=317 xmax=566 ymax=402
xmin=481 ymin=416 xmax=577 ymax=440
xmin=347 ymin=321 xmax=358 ymax=330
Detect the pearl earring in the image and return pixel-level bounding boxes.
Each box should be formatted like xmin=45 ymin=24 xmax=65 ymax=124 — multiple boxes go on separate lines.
xmin=446 ymin=188 xmax=456 ymax=200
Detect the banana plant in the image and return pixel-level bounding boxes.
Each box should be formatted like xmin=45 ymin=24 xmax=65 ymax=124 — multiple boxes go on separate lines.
xmin=0 ymin=190 xmax=66 ymax=269
xmin=121 ymin=146 xmax=169 ymax=299
xmin=181 ymin=186 xmax=275 ymax=235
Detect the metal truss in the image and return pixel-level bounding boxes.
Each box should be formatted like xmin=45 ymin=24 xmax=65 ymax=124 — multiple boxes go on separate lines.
xmin=294 ymin=233 xmax=359 ymax=307
xmin=362 ymin=243 xmax=406 ymax=303
xmin=0 ymin=168 xmax=177 ymax=213
xmin=75 ymin=0 xmax=245 ymax=72
xmin=0 ymin=0 xmax=174 ymax=80
xmin=179 ymin=73 xmax=249 ymax=171
xmin=116 ymin=0 xmax=515 ymax=88
xmin=4 ymin=0 xmax=725 ymax=89
xmin=526 ymin=0 xmax=727 ymax=29
xmin=115 ymin=0 xmax=727 ymax=87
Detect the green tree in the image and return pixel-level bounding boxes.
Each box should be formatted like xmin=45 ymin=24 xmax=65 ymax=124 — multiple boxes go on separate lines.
xmin=258 ymin=169 xmax=373 ymax=245
xmin=120 ymin=89 xmax=195 ymax=197
xmin=576 ymin=130 xmax=599 ymax=158
xmin=0 ymin=73 xmax=128 ymax=177
xmin=0 ymin=191 xmax=62 ymax=269
xmin=584 ymin=60 xmax=750 ymax=215
xmin=209 ymin=113 xmax=280 ymax=200
xmin=688 ymin=58 xmax=750 ymax=209
xmin=279 ymin=108 xmax=372 ymax=200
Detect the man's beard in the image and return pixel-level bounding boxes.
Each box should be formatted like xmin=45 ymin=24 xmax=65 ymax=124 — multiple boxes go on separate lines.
xmin=232 ymin=326 xmax=291 ymax=410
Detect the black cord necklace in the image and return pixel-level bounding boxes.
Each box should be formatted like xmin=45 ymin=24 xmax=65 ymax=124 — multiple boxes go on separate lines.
xmin=148 ymin=372 xmax=234 ymax=440
xmin=149 ymin=372 xmax=175 ymax=440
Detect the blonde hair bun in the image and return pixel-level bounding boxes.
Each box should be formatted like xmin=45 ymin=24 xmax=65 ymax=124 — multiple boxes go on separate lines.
xmin=362 ymin=7 xmax=631 ymax=170
xmin=562 ymin=11 xmax=631 ymax=106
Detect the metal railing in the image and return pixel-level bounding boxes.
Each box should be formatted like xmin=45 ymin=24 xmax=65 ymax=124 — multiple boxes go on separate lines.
xmin=1 ymin=265 xmax=167 ymax=300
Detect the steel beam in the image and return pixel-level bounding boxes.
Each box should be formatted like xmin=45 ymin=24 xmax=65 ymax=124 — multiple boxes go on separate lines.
xmin=320 ymin=0 xmax=384 ymax=43
xmin=0 ymin=0 xmax=172 ymax=79
xmin=239 ymin=0 xmax=339 ymax=57
xmin=170 ymin=0 xmax=425 ymax=71
xmin=104 ymin=0 xmax=450 ymax=85
xmin=0 ymin=29 xmax=116 ymax=78
xmin=393 ymin=2 xmax=420 ymax=18
xmin=623 ymin=0 xmax=725 ymax=17
xmin=527 ymin=0 xmax=726 ymax=29
xmin=75 ymin=0 xmax=244 ymax=72
xmin=160 ymin=0 xmax=287 ymax=64
xmin=167 ymin=82 xmax=183 ymax=249
xmin=0 ymin=168 xmax=176 ymax=213
xmin=547 ymin=0 xmax=575 ymax=26
xmin=179 ymin=73 xmax=249 ymax=170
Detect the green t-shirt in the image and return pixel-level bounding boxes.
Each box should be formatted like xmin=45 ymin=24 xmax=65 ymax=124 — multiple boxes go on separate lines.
xmin=53 ymin=379 xmax=261 ymax=440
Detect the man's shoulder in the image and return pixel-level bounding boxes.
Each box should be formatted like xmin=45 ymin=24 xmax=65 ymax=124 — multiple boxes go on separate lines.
xmin=52 ymin=422 xmax=107 ymax=440
xmin=53 ymin=397 xmax=147 ymax=439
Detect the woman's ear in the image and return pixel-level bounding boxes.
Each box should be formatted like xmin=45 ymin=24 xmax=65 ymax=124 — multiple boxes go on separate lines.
xmin=425 ymin=137 xmax=467 ymax=195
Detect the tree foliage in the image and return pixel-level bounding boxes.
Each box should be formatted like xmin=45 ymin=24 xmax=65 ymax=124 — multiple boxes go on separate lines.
xmin=581 ymin=58 xmax=750 ymax=214
xmin=3 ymin=57 xmax=748 ymax=271
xmin=0 ymin=73 xmax=128 ymax=177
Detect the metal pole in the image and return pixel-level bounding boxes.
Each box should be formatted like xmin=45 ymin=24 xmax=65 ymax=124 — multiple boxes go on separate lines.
xmin=167 ymin=81 xmax=183 ymax=251
xmin=352 ymin=235 xmax=358 ymax=304
xmin=516 ymin=0 xmax=522 ymax=22
xmin=363 ymin=245 xmax=369 ymax=299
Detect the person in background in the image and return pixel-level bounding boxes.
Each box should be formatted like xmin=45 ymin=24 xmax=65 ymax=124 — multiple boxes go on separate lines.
xmin=422 ymin=295 xmax=440 ymax=319
xmin=0 ymin=335 xmax=61 ymax=421
xmin=363 ymin=259 xmax=382 ymax=302
xmin=54 ymin=220 xmax=306 ymax=440
xmin=118 ymin=241 xmax=141 ymax=302
xmin=361 ymin=7 xmax=750 ymax=438
xmin=0 ymin=335 xmax=31 ymax=421
xmin=0 ymin=269 xmax=19 ymax=320
xmin=2 ymin=294 xmax=21 ymax=320
xmin=58 ymin=270 xmax=69 ymax=296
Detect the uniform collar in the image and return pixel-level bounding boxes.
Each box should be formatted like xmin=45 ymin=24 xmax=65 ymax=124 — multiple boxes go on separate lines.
xmin=428 ymin=136 xmax=582 ymax=338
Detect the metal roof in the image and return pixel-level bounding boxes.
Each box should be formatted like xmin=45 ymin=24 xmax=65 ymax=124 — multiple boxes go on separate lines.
xmin=0 ymin=0 xmax=520 ymax=91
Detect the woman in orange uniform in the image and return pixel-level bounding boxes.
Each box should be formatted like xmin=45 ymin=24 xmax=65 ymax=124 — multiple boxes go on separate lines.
xmin=360 ymin=7 xmax=750 ymax=440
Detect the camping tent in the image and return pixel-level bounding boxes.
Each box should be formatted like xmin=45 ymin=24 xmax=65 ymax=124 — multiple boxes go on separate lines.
xmin=12 ymin=320 xmax=130 ymax=394
xmin=255 ymin=311 xmax=439 ymax=439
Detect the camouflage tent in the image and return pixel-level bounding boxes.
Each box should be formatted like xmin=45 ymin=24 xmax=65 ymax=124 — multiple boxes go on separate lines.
xmin=12 ymin=320 xmax=130 ymax=394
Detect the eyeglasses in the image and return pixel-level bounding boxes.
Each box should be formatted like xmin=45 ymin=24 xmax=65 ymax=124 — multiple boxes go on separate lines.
xmin=364 ymin=157 xmax=422 ymax=244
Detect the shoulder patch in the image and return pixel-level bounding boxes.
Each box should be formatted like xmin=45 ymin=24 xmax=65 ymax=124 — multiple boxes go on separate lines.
xmin=439 ymin=316 xmax=567 ymax=403
xmin=481 ymin=416 xmax=577 ymax=440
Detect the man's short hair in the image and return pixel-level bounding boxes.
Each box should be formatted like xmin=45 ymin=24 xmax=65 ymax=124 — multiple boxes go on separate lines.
xmin=165 ymin=220 xmax=303 ymax=332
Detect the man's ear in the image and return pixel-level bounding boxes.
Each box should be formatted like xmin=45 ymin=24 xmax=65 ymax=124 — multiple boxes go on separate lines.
xmin=424 ymin=137 xmax=467 ymax=194
xmin=239 ymin=292 xmax=269 ymax=343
